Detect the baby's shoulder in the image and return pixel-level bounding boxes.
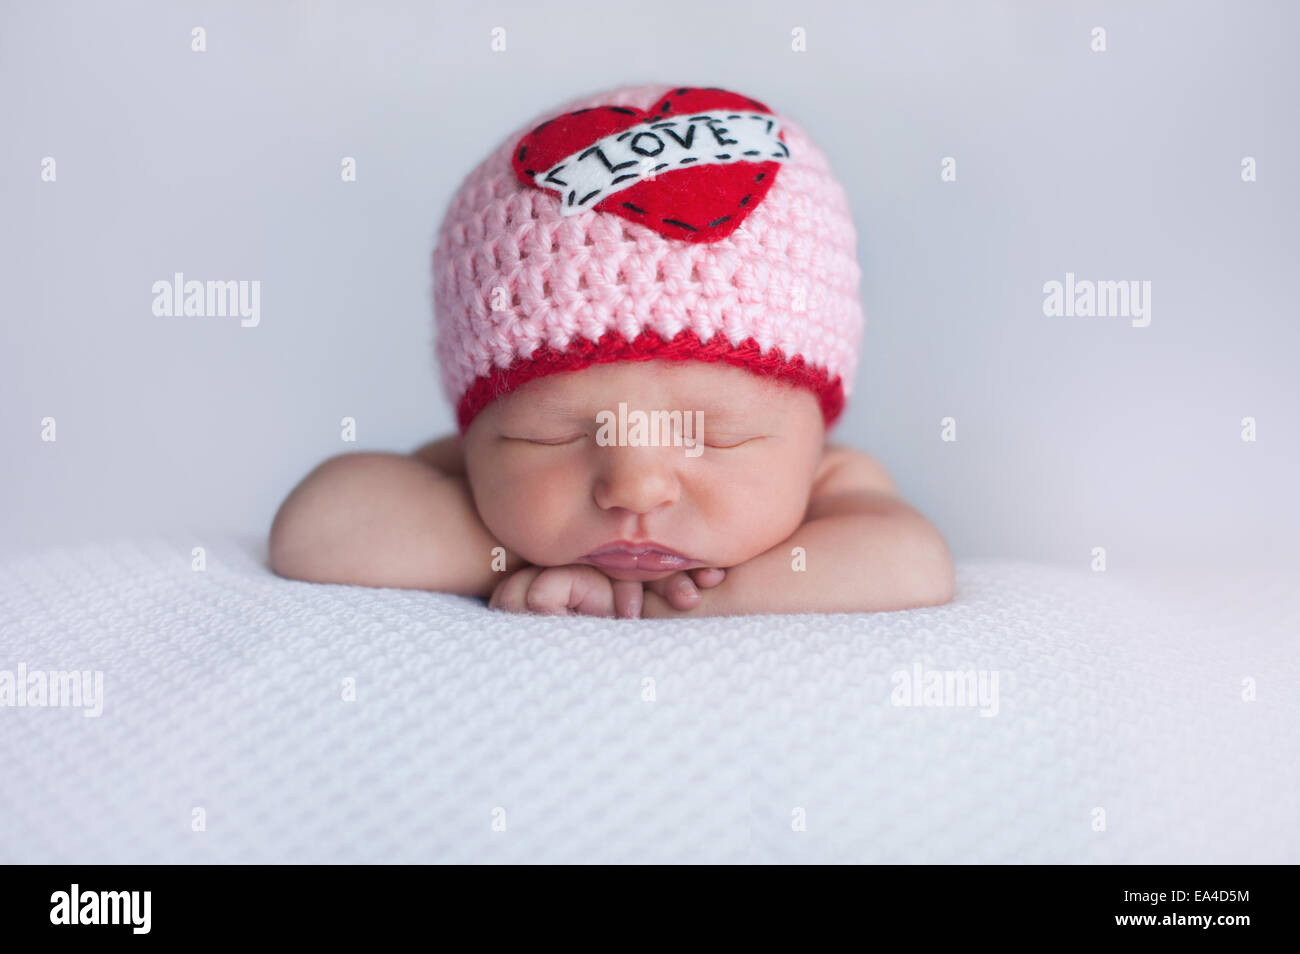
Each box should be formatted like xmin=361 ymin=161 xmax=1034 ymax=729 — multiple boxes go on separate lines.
xmin=813 ymin=443 xmax=899 ymax=497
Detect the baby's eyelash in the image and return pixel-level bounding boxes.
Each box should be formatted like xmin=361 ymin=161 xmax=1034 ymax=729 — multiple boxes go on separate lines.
xmin=514 ymin=434 xmax=584 ymax=446
xmin=505 ymin=433 xmax=761 ymax=448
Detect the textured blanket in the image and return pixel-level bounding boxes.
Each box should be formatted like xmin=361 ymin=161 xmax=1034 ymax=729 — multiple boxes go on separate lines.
xmin=1 ymin=535 xmax=1295 ymax=863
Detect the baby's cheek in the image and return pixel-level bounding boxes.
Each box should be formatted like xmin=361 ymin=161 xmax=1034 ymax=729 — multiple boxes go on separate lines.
xmin=692 ymin=463 xmax=810 ymax=554
xmin=477 ymin=460 xmax=584 ymax=559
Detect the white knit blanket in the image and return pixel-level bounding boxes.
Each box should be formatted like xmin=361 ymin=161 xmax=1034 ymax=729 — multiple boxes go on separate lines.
xmin=1 ymin=535 xmax=1295 ymax=863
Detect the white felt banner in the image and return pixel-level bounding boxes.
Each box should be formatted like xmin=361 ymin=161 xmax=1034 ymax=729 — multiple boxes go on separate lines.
xmin=535 ymin=110 xmax=790 ymax=215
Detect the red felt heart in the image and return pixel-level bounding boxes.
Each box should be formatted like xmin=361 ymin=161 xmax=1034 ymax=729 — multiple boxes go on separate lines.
xmin=512 ymin=87 xmax=787 ymax=244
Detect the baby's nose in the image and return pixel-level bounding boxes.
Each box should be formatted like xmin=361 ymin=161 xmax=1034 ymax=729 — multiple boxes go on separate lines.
xmin=592 ymin=446 xmax=681 ymax=514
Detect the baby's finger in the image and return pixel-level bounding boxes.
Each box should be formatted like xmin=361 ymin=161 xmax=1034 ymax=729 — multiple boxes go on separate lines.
xmin=527 ymin=566 xmax=613 ymax=616
xmin=488 ymin=566 xmax=543 ymax=613
xmin=689 ymin=567 xmax=726 ymax=589
xmin=610 ymin=580 xmax=644 ymax=619
xmin=646 ymin=571 xmax=701 ymax=610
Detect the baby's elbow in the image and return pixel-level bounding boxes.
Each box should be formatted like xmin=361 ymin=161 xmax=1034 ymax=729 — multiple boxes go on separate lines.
xmin=909 ymin=525 xmax=955 ymax=608
xmin=268 ymin=488 xmax=313 ymax=581
xmin=266 ymin=453 xmax=361 ymax=582
xmin=881 ymin=515 xmax=954 ymax=610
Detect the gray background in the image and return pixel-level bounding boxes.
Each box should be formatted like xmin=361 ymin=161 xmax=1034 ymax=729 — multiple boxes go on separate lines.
xmin=2 ymin=0 xmax=1296 ymax=571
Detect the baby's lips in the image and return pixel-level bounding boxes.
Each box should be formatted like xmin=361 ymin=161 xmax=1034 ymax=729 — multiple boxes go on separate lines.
xmin=581 ymin=540 xmax=700 ymax=573
xmin=583 ymin=550 xmax=691 ymax=572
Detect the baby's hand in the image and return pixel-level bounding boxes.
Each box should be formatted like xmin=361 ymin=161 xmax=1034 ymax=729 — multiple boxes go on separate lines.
xmin=488 ymin=565 xmax=727 ymax=618
xmin=643 ymin=568 xmax=727 ymax=612
xmin=489 ymin=564 xmax=644 ymax=618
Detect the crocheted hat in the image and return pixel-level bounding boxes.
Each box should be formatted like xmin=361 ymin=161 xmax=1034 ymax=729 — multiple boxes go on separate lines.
xmin=433 ymin=83 xmax=863 ymax=434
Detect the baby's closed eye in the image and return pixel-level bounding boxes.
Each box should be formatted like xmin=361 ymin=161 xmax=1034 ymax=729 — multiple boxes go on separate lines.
xmin=701 ymin=433 xmax=765 ymax=448
xmin=504 ymin=430 xmax=764 ymax=449
xmin=502 ymin=433 xmax=586 ymax=446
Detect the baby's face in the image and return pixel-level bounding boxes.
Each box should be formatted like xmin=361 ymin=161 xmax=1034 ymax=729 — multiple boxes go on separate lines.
xmin=462 ymin=359 xmax=826 ymax=581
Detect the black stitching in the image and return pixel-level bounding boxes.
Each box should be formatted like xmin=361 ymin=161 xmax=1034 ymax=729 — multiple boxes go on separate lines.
xmin=610 ymin=173 xmax=639 ymax=185
xmin=650 ymin=121 xmax=677 ymax=129
xmin=531 ymin=119 xmax=553 ymax=135
xmin=578 ymin=189 xmax=601 ymax=205
xmin=545 ymin=166 xmax=568 ymax=186
xmin=518 ymin=146 xmax=526 ymax=161
xmin=567 ymin=190 xmax=575 ymax=206
xmin=766 ymin=119 xmax=773 ymax=134
xmin=661 ymin=125 xmax=696 ymax=149
xmin=622 ymin=202 xmax=646 ymax=214
xmin=608 ymin=106 xmax=636 ymax=115
xmin=727 ymin=114 xmax=740 ymax=119
xmin=654 ymin=163 xmax=668 ymax=171
xmin=570 ymin=108 xmax=593 ymax=115
xmin=660 ymin=100 xmax=672 ymax=112
xmin=579 ymin=146 xmax=640 ymax=174
xmin=662 ymin=218 xmax=697 ymax=231
xmin=688 ymin=115 xmax=711 ymax=122
xmin=715 ymin=154 xmax=731 ymax=160
xmin=525 ymin=169 xmax=536 ymax=176
xmin=678 ymin=157 xmax=698 ymax=164
xmin=742 ymin=150 xmax=759 ymax=156
xmin=617 ymin=131 xmax=632 ymax=141
xmin=755 ymin=172 xmax=766 ymax=181
xmin=707 ymin=216 xmax=731 ymax=229
xmin=630 ymin=131 xmax=666 ymax=156
xmin=740 ymin=194 xmax=751 ymax=206
xmin=677 ymin=87 xmax=689 ymax=95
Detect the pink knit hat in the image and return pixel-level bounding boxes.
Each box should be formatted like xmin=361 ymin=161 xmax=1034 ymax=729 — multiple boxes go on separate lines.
xmin=433 ymin=83 xmax=863 ymax=434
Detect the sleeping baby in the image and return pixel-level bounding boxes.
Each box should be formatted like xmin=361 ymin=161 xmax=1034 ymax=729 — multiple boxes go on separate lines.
xmin=269 ymin=84 xmax=954 ymax=618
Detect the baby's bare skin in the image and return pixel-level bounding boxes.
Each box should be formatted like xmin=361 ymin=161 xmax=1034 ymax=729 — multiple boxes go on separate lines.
xmin=269 ymin=360 xmax=954 ymax=617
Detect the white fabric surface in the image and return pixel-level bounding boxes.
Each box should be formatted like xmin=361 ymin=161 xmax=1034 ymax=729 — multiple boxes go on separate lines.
xmin=1 ymin=534 xmax=1296 ymax=863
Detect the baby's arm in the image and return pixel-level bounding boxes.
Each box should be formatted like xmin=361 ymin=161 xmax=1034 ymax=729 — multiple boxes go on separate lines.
xmin=268 ymin=438 xmax=523 ymax=597
xmin=642 ymin=447 xmax=954 ymax=617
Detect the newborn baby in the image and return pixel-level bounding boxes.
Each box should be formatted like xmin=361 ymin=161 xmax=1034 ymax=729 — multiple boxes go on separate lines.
xmin=269 ymin=84 xmax=953 ymax=618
